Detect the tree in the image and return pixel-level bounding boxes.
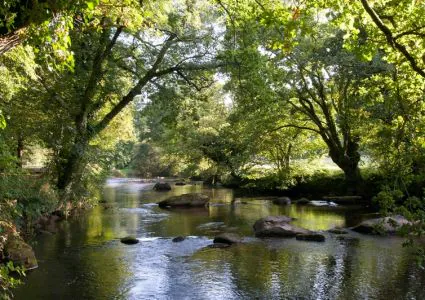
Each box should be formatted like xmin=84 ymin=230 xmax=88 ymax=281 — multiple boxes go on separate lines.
xmin=221 ymin=0 xmax=395 ymax=190
xmin=30 ymin=0 xmax=225 ymax=196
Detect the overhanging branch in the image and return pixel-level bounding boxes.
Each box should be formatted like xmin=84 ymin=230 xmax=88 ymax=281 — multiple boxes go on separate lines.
xmin=360 ymin=0 xmax=425 ymax=78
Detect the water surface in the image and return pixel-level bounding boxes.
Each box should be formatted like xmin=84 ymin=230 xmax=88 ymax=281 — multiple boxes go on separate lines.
xmin=14 ymin=180 xmax=425 ymax=299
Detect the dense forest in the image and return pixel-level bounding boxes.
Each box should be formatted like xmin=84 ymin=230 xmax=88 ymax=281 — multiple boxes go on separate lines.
xmin=1 ymin=0 xmax=425 ymax=298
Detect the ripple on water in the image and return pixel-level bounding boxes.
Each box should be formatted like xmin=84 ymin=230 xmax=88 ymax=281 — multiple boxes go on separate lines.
xmin=126 ymin=236 xmax=213 ymax=299
xmin=119 ymin=207 xmax=168 ymax=218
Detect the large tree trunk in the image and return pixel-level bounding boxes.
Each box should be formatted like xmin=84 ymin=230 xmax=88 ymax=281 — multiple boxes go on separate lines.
xmin=56 ymin=134 xmax=88 ymax=193
xmin=328 ymin=139 xmax=362 ymax=194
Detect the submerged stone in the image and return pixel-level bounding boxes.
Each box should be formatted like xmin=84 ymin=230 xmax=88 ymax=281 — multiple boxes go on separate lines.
xmin=328 ymin=228 xmax=348 ymax=234
xmin=296 ymin=233 xmax=325 ymax=242
xmin=213 ymin=233 xmax=242 ymax=245
xmin=153 ymin=182 xmax=172 ymax=191
xmin=336 ymin=236 xmax=360 ymax=245
xmin=272 ymin=197 xmax=291 ymax=205
xmin=120 ymin=236 xmax=139 ymax=245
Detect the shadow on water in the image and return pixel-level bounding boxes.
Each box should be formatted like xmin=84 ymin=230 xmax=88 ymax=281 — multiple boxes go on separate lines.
xmin=13 ymin=180 xmax=425 ymax=299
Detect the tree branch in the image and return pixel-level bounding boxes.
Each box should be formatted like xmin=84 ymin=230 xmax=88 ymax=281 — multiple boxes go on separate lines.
xmin=270 ymin=124 xmax=321 ymax=134
xmin=360 ymin=0 xmax=425 ymax=78
xmin=91 ymin=34 xmax=177 ymax=136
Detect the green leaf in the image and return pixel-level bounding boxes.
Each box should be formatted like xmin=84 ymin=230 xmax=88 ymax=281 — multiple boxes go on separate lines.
xmin=86 ymin=1 xmax=95 ymax=10
xmin=0 ymin=112 xmax=6 ymax=129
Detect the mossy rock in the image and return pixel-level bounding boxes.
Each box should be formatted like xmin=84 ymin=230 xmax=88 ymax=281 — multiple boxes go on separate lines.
xmin=352 ymin=215 xmax=411 ymax=235
xmin=4 ymin=237 xmax=38 ymax=270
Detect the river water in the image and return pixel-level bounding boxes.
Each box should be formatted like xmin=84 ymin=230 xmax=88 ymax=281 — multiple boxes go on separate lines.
xmin=14 ymin=180 xmax=425 ymax=299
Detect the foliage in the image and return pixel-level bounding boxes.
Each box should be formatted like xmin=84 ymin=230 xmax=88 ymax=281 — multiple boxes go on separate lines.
xmin=372 ymin=187 xmax=404 ymax=215
xmin=0 ymin=261 xmax=25 ymax=300
xmin=0 ymin=174 xmax=59 ymax=227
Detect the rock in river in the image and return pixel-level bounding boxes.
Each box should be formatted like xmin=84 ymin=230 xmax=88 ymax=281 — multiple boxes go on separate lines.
xmin=172 ymin=236 xmax=186 ymax=243
xmin=272 ymin=197 xmax=291 ymax=205
xmin=253 ymin=216 xmax=310 ymax=237
xmin=213 ymin=233 xmax=242 ymax=245
xmin=352 ymin=215 xmax=411 ymax=235
xmin=158 ymin=193 xmax=210 ymax=208
xmin=120 ymin=236 xmax=139 ymax=244
xmin=296 ymin=233 xmax=325 ymax=242
xmin=4 ymin=236 xmax=38 ymax=270
xmin=153 ymin=182 xmax=172 ymax=191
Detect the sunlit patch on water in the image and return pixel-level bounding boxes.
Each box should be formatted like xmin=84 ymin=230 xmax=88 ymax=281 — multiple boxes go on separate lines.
xmin=142 ymin=203 xmax=159 ymax=207
xmin=197 ymin=221 xmax=226 ymax=230
xmin=119 ymin=208 xmax=168 ymax=218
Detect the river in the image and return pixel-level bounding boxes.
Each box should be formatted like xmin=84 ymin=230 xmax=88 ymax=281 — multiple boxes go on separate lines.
xmin=13 ymin=179 xmax=425 ymax=299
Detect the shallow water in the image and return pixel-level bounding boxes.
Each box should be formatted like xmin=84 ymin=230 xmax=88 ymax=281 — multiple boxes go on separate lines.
xmin=14 ymin=180 xmax=425 ymax=299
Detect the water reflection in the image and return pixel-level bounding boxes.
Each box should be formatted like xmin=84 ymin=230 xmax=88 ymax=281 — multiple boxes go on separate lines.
xmin=14 ymin=181 xmax=425 ymax=299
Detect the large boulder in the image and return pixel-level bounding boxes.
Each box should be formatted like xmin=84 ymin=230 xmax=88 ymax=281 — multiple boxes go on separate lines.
xmin=213 ymin=233 xmax=242 ymax=245
xmin=272 ymin=197 xmax=291 ymax=206
xmin=153 ymin=182 xmax=172 ymax=191
xmin=158 ymin=193 xmax=210 ymax=208
xmin=4 ymin=237 xmax=38 ymax=270
xmin=253 ymin=216 xmax=310 ymax=237
xmin=352 ymin=215 xmax=411 ymax=235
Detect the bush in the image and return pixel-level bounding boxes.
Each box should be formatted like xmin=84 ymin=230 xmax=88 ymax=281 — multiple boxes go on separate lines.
xmin=0 ymin=174 xmax=59 ymax=229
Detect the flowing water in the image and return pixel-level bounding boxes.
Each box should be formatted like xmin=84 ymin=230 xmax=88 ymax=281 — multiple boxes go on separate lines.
xmin=14 ymin=180 xmax=425 ymax=299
